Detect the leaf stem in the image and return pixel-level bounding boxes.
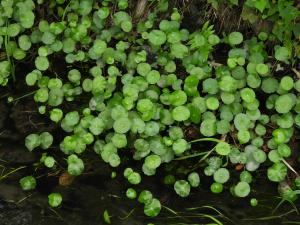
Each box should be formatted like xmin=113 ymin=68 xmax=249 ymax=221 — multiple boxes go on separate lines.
xmin=174 ymin=151 xmax=210 ymax=161
xmin=189 ymin=138 xmax=225 ymax=144
xmin=10 ymin=90 xmax=37 ymax=102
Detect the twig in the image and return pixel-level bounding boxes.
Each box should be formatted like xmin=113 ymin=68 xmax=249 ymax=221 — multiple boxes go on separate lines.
xmin=16 ymin=193 xmax=34 ymax=205
xmin=281 ymin=158 xmax=299 ymax=177
xmin=0 ymin=166 xmax=27 ymax=181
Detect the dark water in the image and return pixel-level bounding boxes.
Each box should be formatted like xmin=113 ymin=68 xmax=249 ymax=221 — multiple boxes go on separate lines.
xmin=0 ymin=142 xmax=300 ymax=225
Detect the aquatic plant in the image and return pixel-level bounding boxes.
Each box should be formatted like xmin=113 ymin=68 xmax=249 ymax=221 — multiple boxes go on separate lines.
xmin=0 ymin=0 xmax=299 ymax=220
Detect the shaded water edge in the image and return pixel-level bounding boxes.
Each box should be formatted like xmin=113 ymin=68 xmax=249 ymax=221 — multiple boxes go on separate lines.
xmin=0 ymin=141 xmax=300 ymax=225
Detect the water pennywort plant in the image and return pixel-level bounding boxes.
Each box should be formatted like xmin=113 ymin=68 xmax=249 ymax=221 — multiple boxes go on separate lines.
xmin=1 ymin=0 xmax=298 ymax=219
